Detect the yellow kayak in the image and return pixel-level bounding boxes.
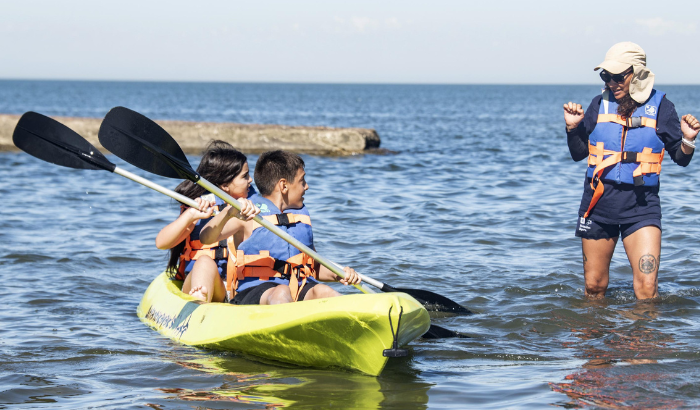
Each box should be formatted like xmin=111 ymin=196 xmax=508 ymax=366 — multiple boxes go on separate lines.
xmin=137 ymin=272 xmax=431 ymax=376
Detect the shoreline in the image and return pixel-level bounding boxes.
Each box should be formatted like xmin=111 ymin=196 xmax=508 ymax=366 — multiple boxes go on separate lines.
xmin=0 ymin=114 xmax=381 ymax=156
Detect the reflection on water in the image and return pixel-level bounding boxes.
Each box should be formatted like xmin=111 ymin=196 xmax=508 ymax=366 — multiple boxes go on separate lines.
xmin=551 ymin=301 xmax=685 ymax=408
xmin=152 ymin=352 xmax=430 ymax=410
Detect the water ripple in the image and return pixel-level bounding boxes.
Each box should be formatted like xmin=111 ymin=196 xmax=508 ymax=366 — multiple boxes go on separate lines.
xmin=2 ymin=83 xmax=700 ymax=408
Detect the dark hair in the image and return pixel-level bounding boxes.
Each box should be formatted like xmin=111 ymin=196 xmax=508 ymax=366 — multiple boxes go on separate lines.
xmin=167 ymin=140 xmax=247 ymax=272
xmin=606 ymin=84 xmax=640 ymax=119
xmin=254 ymin=150 xmax=305 ymax=196
xmin=616 ymin=93 xmax=640 ymax=119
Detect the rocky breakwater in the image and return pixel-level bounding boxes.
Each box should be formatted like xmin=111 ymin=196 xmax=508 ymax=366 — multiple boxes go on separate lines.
xmin=0 ymin=114 xmax=381 ymax=155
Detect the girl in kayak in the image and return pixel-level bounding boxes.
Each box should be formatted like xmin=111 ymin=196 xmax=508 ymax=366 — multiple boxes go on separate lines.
xmin=200 ymin=150 xmax=361 ymax=305
xmin=155 ymin=140 xmax=260 ymax=303
xmin=564 ymin=42 xmax=700 ymax=299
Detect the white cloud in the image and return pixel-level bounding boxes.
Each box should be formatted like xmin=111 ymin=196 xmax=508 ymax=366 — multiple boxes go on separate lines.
xmin=636 ymin=18 xmax=696 ymax=35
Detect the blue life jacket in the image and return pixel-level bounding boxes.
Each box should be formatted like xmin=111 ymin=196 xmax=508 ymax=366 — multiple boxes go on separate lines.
xmin=587 ymin=89 xmax=665 ymax=186
xmin=235 ymin=194 xmax=317 ymax=294
xmin=583 ymin=89 xmax=666 ymax=218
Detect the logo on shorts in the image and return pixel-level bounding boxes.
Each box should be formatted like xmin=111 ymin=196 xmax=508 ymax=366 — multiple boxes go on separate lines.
xmin=645 ymin=105 xmax=657 ymax=116
xmin=578 ymin=217 xmax=592 ymax=232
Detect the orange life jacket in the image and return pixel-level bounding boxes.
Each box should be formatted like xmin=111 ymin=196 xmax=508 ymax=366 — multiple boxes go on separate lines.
xmin=174 ymin=200 xmax=228 ymax=281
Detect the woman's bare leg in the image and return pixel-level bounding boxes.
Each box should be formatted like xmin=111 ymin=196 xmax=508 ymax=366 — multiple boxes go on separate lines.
xmin=582 ymin=237 xmax=618 ymax=298
xmin=622 ymin=225 xmax=661 ymax=299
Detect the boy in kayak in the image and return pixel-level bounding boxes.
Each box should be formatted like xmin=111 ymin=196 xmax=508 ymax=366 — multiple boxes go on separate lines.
xmin=200 ymin=150 xmax=361 ymax=305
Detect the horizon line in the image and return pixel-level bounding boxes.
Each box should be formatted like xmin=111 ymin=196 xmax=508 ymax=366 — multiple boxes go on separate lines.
xmin=1 ymin=78 xmax=699 ymax=86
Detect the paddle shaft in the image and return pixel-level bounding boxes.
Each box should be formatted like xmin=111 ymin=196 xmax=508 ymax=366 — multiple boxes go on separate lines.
xmin=112 ymin=167 xmax=197 ymax=205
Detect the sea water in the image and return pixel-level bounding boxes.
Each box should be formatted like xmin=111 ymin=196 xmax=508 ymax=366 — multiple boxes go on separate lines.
xmin=1 ymin=81 xmax=700 ymax=409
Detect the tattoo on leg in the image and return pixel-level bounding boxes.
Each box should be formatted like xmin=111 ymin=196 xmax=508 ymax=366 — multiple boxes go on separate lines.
xmin=583 ymin=252 xmax=587 ymax=266
xmin=639 ymin=254 xmax=657 ymax=275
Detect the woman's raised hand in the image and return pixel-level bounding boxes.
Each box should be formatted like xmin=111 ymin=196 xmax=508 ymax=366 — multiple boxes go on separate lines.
xmin=563 ymin=102 xmax=584 ymax=132
xmin=681 ymin=114 xmax=700 ymax=141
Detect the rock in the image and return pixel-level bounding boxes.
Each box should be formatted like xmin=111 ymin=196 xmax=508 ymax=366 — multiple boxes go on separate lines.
xmin=0 ymin=114 xmax=381 ymax=155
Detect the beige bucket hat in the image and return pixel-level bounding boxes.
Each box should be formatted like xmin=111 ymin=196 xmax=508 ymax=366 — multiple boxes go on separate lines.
xmin=594 ymin=42 xmax=655 ymax=103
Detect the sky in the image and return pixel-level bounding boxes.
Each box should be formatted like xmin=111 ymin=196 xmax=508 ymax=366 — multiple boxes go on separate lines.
xmin=1 ymin=0 xmax=698 ymax=84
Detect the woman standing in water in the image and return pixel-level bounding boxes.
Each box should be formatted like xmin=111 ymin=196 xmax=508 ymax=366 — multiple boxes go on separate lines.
xmin=563 ymin=42 xmax=700 ymax=299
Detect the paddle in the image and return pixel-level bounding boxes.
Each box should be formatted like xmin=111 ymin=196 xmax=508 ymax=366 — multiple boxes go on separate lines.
xmin=14 ymin=111 xmax=465 ymax=338
xmin=98 ymin=106 xmax=471 ymax=316
xmin=12 ymin=112 xmax=200 ymax=206
xmin=358 ymin=276 xmax=470 ymax=314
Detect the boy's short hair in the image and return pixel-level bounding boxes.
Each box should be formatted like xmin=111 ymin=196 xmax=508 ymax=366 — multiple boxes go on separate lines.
xmin=254 ymin=150 xmax=305 ymax=196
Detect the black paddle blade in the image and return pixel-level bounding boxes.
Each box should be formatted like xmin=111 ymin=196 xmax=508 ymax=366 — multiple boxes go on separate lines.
xmin=12 ymin=112 xmax=115 ymax=172
xmin=383 ymin=285 xmax=472 ymax=315
xmin=99 ymin=106 xmax=197 ymax=181
xmin=422 ymin=324 xmax=469 ymax=339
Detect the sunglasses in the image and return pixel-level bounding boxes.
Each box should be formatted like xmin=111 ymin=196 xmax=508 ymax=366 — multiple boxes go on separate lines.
xmin=600 ymin=69 xmax=633 ymax=84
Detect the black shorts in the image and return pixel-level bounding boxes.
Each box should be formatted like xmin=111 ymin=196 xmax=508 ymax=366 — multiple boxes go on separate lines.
xmin=230 ymin=280 xmax=318 ymax=305
xmin=575 ymin=216 xmax=661 ymax=240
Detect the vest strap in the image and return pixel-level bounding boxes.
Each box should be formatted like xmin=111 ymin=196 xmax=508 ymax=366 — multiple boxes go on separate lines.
xmin=176 ymin=201 xmax=227 ymax=280
xmin=584 ymin=143 xmax=664 ymax=217
xmin=229 ymin=249 xmax=318 ymax=302
xmin=587 ymin=143 xmax=663 ymax=172
xmin=262 ymin=213 xmax=312 ymax=227
xmin=177 ymin=237 xmax=228 ymax=280
xmin=597 ymin=113 xmax=657 ymax=129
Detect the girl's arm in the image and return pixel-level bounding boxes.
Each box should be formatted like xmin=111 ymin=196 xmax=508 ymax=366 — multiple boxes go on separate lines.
xmin=200 ymin=198 xmax=260 ymax=244
xmin=155 ymin=198 xmax=213 ymax=250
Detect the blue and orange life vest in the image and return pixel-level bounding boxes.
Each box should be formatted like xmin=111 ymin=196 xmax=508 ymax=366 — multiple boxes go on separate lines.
xmin=584 ymin=89 xmax=666 ymax=217
xmin=230 ymin=194 xmax=318 ymax=301
xmin=175 ymin=192 xmax=318 ymax=301
xmin=175 ymin=194 xmax=229 ymax=281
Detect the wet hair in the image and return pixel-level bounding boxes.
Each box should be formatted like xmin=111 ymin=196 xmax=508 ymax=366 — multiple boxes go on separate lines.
xmin=167 ymin=140 xmax=247 ymax=273
xmin=254 ymin=150 xmax=305 ymax=196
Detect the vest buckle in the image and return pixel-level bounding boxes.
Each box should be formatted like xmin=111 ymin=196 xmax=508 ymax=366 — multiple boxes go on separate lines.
xmin=272 ymin=259 xmax=292 ymax=279
xmin=621 ymin=151 xmax=638 ymax=163
xmin=214 ymin=248 xmax=227 ymax=260
xmin=626 ymin=117 xmax=643 ymax=128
